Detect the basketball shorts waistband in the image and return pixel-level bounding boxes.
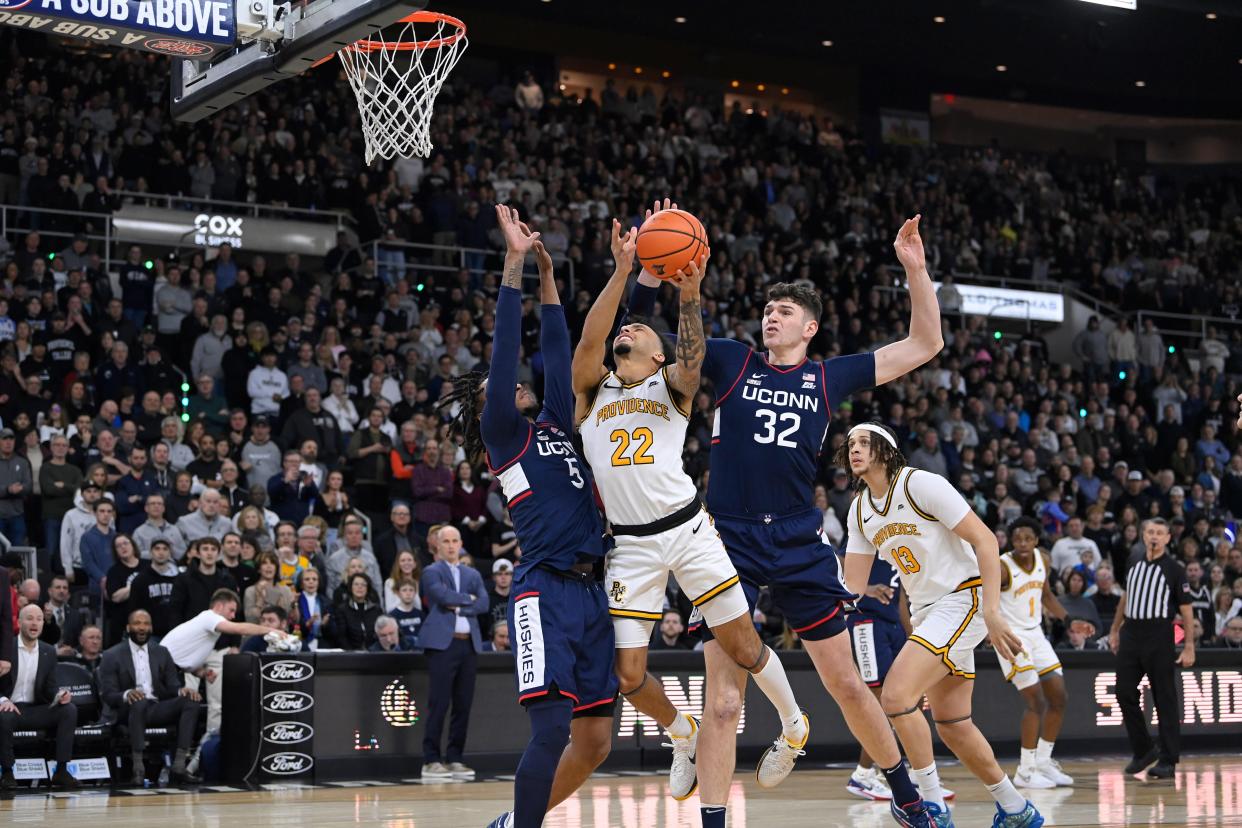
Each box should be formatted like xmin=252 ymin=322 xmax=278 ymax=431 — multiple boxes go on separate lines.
xmin=610 ymin=498 xmax=701 ymax=537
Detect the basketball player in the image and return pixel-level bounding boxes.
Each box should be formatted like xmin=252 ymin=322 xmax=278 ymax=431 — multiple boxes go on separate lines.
xmin=572 ymin=219 xmax=810 ymax=808
xmin=445 ymin=206 xmax=615 ymax=828
xmin=840 ymin=424 xmax=1044 ymax=828
xmin=998 ymin=517 xmax=1073 ymax=789
xmin=629 ymin=205 xmax=937 ymax=827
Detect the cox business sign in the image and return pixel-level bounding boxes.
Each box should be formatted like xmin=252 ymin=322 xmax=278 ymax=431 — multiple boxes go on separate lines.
xmin=921 ymin=280 xmax=1065 ymax=323
xmin=111 ymin=205 xmax=342 ymax=257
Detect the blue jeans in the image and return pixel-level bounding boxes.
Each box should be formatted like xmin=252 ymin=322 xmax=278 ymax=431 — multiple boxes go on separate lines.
xmin=0 ymin=513 xmax=27 ymax=545
xmin=45 ymin=517 xmax=63 ymax=572
xmin=123 ymin=308 xmax=147 ymax=329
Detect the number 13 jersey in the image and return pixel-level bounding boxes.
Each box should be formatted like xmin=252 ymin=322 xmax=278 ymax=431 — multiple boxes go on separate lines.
xmin=845 ymin=466 xmax=982 ymax=613
xmin=579 ymin=367 xmax=697 ymax=526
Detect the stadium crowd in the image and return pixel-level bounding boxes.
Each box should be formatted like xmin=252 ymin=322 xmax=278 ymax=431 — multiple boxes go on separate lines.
xmin=0 ymin=32 xmax=1239 ymax=697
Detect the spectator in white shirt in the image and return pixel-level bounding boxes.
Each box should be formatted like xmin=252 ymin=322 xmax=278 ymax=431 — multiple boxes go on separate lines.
xmin=1050 ymin=517 xmax=1103 ymax=577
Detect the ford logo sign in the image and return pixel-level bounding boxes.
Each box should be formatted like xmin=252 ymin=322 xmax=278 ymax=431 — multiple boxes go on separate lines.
xmin=261 ymin=690 xmax=314 ymax=713
xmin=261 ymin=752 xmax=313 ymax=775
xmin=262 ymin=722 xmax=314 ymax=744
xmin=261 ymin=660 xmax=313 ymax=683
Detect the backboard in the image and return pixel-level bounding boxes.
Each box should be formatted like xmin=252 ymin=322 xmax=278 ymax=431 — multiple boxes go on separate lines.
xmin=0 ymin=0 xmax=425 ymax=122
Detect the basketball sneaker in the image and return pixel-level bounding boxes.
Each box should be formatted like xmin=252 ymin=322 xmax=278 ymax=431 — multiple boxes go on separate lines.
xmin=755 ymin=711 xmax=810 ymax=789
xmin=890 ymin=798 xmax=934 ymax=828
xmin=1037 ymin=758 xmax=1073 ymax=786
xmin=992 ymin=802 xmax=1044 ymax=828
xmin=664 ymin=714 xmax=699 ymax=800
xmin=846 ymin=766 xmax=893 ymax=800
xmin=1013 ymin=765 xmax=1056 ymax=789
xmin=926 ymin=801 xmax=955 ymax=828
xmin=484 ymin=812 xmax=513 ymax=828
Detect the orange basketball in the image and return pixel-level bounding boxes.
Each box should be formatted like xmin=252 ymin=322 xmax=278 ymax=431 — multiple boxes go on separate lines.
xmin=636 ymin=209 xmax=708 ymax=280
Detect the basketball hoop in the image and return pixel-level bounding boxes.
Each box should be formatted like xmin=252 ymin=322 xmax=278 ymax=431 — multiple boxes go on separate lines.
xmin=336 ymin=10 xmax=467 ymax=164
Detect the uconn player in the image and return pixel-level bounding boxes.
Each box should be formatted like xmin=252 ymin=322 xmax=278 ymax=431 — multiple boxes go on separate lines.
xmin=444 ymin=206 xmax=616 ymax=828
xmin=841 ymin=423 xmax=1043 ymax=828
xmin=997 ymin=517 xmax=1072 ymax=789
xmin=631 ymin=209 xmax=938 ymax=827
xmin=573 ymin=220 xmax=808 ymax=811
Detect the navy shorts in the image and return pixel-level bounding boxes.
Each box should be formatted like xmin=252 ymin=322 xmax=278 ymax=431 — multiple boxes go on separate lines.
xmin=509 ymin=566 xmax=619 ymax=717
xmin=847 ymin=615 xmax=907 ymax=686
xmin=697 ymin=508 xmax=856 ymax=643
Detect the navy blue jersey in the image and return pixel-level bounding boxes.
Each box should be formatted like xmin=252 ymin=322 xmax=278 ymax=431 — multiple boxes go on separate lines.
xmin=629 ymin=285 xmax=873 ymax=517
xmin=855 ymin=554 xmax=903 ymax=626
xmin=482 ymin=288 xmax=604 ymax=573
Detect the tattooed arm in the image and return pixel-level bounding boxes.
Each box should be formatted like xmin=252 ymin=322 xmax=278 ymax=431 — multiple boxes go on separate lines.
xmin=663 ymin=255 xmax=708 ymax=411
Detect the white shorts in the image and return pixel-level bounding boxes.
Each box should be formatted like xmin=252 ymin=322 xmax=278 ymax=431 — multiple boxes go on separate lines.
xmin=606 ymin=507 xmax=748 ymax=648
xmin=908 ymin=586 xmax=987 ymax=679
xmin=997 ymin=626 xmax=1063 ymax=690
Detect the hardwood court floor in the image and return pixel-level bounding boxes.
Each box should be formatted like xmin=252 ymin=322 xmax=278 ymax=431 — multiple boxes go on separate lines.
xmin=2 ymin=755 xmax=1239 ymax=827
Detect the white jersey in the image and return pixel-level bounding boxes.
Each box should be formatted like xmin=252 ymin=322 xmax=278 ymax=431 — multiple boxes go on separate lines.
xmin=846 ymin=466 xmax=980 ymax=613
xmin=999 ymin=551 xmax=1048 ymax=631
xmin=579 ymin=367 xmax=696 ymax=526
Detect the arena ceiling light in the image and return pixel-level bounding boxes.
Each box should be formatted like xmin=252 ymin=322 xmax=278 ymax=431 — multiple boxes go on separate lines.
xmin=933 ymin=16 xmax=946 ymax=23
xmin=1077 ymin=0 xmax=1136 ymax=8
xmin=674 ymin=16 xmax=687 ymax=23
xmin=1135 ymin=80 xmax=1146 ymax=87
xmin=996 ymin=64 xmax=1008 ymax=72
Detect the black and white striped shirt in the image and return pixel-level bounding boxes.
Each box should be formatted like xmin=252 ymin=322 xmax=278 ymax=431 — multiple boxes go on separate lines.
xmin=1123 ymin=551 xmax=1191 ymax=621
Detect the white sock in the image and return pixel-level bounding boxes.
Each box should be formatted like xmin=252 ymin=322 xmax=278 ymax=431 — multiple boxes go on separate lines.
xmin=911 ymin=763 xmax=946 ymax=810
xmin=986 ymin=775 xmax=1028 ymax=815
xmin=854 ymin=763 xmax=870 ymax=778
xmin=1036 ymin=738 xmax=1055 ymax=765
xmin=751 ymin=648 xmax=806 ymax=742
xmin=666 ymin=711 xmax=693 ymax=739
xmin=1019 ymin=747 xmax=1037 ymax=770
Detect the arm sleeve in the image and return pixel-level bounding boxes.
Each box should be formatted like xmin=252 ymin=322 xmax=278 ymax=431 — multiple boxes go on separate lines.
xmin=823 ymin=353 xmax=876 ymax=407
xmin=627 ymin=282 xmax=659 ymax=318
xmin=538 ymin=304 xmax=576 ymax=430
xmin=907 ymin=470 xmax=972 ymax=529
xmin=480 ymin=287 xmax=528 ymax=458
xmin=844 ymin=498 xmax=874 ymax=555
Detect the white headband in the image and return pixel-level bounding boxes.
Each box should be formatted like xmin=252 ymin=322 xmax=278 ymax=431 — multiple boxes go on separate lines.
xmin=848 ymin=423 xmax=897 ymax=450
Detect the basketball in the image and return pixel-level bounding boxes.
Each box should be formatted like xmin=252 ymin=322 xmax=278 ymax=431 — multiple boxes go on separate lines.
xmin=636 ymin=209 xmax=709 ymax=280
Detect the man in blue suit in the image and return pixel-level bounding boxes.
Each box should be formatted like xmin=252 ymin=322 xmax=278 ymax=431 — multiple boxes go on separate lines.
xmin=419 ymin=524 xmax=488 ymax=780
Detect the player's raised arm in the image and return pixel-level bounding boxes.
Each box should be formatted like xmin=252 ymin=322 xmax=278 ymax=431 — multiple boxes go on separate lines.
xmin=628 ymin=199 xmax=678 ymax=316
xmin=533 ymin=240 xmax=575 ymax=431
xmin=572 ymin=219 xmax=636 ymax=404
xmin=482 ymin=205 xmax=539 ymax=439
xmin=874 ymin=215 xmax=944 ymax=385
xmin=663 ymin=254 xmax=708 ymax=405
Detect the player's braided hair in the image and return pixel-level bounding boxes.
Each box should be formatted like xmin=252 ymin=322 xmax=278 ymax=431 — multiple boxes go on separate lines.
xmin=437 ymin=370 xmax=489 ymax=466
xmin=831 ymin=424 xmax=906 ymax=493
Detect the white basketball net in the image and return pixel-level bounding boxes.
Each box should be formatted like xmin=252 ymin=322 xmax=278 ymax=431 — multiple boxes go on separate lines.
xmin=337 ymin=13 xmax=468 ymax=164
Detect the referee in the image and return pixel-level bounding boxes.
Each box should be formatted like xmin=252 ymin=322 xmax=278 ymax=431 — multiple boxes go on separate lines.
xmin=1108 ymin=517 xmax=1194 ymax=780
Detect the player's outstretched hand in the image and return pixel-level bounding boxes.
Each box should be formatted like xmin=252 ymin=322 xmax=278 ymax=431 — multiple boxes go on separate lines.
xmin=644 ymin=197 xmax=679 ymax=223
xmin=668 ymin=251 xmax=709 ymax=296
xmin=984 ymin=613 xmax=1025 ymax=663
xmin=893 ymin=214 xmax=926 ymax=273
xmin=496 ymin=204 xmax=540 ymax=255
xmin=611 ymin=218 xmax=637 ymax=275
xmin=532 ymin=240 xmax=554 ymax=279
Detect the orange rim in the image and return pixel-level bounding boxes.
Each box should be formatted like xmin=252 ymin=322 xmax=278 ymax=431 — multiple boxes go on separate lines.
xmin=347 ymin=10 xmax=466 ymax=52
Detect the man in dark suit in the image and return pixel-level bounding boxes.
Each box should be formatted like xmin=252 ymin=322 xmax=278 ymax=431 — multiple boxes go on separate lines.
xmin=40 ymin=575 xmax=85 ymax=655
xmin=98 ymin=609 xmax=203 ymax=785
xmin=419 ymin=526 xmax=489 ymax=780
xmin=0 ymin=604 xmax=79 ymax=789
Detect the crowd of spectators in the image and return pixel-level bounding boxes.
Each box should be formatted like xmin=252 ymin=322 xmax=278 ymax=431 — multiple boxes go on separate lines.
xmin=0 ymin=32 xmax=1240 ymax=685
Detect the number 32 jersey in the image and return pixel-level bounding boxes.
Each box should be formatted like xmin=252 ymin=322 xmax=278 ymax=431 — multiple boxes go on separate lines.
xmin=845 ymin=466 xmax=981 ymax=613
xmin=703 ymin=339 xmax=874 ymax=518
